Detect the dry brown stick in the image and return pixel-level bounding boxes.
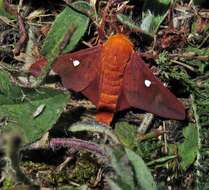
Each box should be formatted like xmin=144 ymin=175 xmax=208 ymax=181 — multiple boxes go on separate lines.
xmin=170 ymin=59 xmax=195 ymax=72
xmin=13 ymin=15 xmax=28 ymax=55
xmin=98 ymin=0 xmax=114 ymax=39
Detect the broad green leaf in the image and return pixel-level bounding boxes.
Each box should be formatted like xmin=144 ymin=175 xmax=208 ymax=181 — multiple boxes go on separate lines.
xmin=108 ymin=179 xmax=123 ymax=190
xmin=109 ymin=147 xmax=135 ymax=190
xmin=41 ymin=1 xmax=91 ymax=57
xmin=140 ymin=11 xmax=157 ymax=34
xmin=114 ymin=122 xmax=138 ymax=149
xmin=116 ymin=0 xmax=170 ymax=37
xmin=125 ymin=148 xmax=157 ymax=190
xmin=0 ymin=70 xmax=69 ymax=144
xmin=0 ymin=70 xmax=22 ymax=102
xmin=116 ymin=14 xmax=153 ymax=38
xmin=33 ymin=1 xmax=91 ymax=86
xmin=69 ymin=122 xmax=119 ymax=144
xmin=141 ymin=0 xmax=170 ymax=35
xmin=116 ymin=14 xmax=139 ymax=30
xmin=178 ymin=124 xmax=198 ymax=170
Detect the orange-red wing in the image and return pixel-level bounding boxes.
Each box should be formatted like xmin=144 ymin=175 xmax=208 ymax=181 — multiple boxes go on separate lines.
xmin=29 ymin=57 xmax=48 ymax=77
xmin=52 ymin=45 xmax=101 ymax=105
xmin=82 ymin=74 xmax=100 ymax=106
xmin=30 ymin=46 xmax=101 ymax=105
xmin=121 ymin=52 xmax=185 ymax=120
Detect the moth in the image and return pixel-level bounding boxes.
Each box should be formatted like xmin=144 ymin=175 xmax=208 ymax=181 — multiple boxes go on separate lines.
xmin=30 ymin=34 xmax=185 ymax=124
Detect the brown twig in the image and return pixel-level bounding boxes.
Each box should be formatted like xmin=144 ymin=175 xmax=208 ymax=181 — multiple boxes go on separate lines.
xmin=169 ymin=52 xmax=209 ymax=61
xmin=98 ymin=0 xmax=114 ymax=39
xmin=50 ymin=138 xmax=106 ymax=157
xmin=170 ymin=59 xmax=195 ymax=72
xmin=13 ymin=15 xmax=28 ymax=55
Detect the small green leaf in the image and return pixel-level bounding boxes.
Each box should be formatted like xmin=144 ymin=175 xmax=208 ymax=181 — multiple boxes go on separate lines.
xmin=147 ymin=155 xmax=177 ymax=166
xmin=186 ymin=46 xmax=209 ymax=56
xmin=178 ymin=124 xmax=198 ymax=170
xmin=117 ymin=0 xmax=170 ymax=37
xmin=114 ymin=122 xmax=137 ymax=149
xmin=141 ymin=0 xmax=170 ymax=35
xmin=116 ymin=14 xmax=153 ymax=38
xmin=0 ymin=70 xmax=69 ymax=144
xmin=125 ymin=148 xmax=157 ymax=190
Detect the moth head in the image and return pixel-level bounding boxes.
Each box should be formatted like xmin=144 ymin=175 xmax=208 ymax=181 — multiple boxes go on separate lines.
xmin=106 ymin=34 xmax=133 ymax=51
xmin=104 ymin=34 xmax=134 ymax=63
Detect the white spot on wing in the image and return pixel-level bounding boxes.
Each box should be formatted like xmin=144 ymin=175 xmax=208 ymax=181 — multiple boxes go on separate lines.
xmin=144 ymin=80 xmax=151 ymax=87
xmin=72 ymin=60 xmax=80 ymax=67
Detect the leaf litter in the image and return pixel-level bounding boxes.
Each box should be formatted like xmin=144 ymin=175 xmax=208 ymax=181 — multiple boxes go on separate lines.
xmin=0 ymin=0 xmax=209 ymax=189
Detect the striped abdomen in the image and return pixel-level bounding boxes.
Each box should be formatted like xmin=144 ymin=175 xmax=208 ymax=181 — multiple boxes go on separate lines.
xmin=96 ymin=34 xmax=134 ymax=124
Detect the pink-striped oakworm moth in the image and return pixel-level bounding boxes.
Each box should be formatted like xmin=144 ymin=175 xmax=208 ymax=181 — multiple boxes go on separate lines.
xmin=30 ymin=34 xmax=185 ymax=124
